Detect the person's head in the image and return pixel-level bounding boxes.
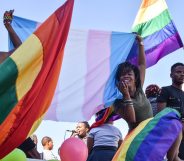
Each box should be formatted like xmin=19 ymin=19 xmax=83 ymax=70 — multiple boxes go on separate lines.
xmin=145 ymin=84 xmax=160 ymax=98
xmin=115 ymin=62 xmax=141 ymax=91
xmin=76 ymin=121 xmax=90 ymax=138
xmin=170 ymin=63 xmax=184 ymax=86
xmin=30 ymin=134 xmax=38 ymax=145
xmin=41 ymin=136 xmax=54 ymax=150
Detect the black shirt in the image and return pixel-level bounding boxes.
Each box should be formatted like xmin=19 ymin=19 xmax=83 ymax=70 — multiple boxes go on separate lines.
xmin=18 ymin=137 xmax=36 ymax=158
xmin=157 ymin=85 xmax=184 ymax=118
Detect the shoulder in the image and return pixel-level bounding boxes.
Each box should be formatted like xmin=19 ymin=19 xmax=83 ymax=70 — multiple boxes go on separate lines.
xmin=43 ymin=149 xmax=50 ymax=153
xmin=161 ymin=85 xmax=172 ymax=90
xmin=160 ymin=86 xmax=174 ymax=94
xmin=88 ymin=127 xmax=99 ymax=136
xmin=107 ymin=124 xmax=121 ymax=133
xmin=18 ymin=137 xmax=35 ymax=152
xmin=157 ymin=86 xmax=172 ymax=101
xmin=109 ymin=125 xmax=122 ymax=137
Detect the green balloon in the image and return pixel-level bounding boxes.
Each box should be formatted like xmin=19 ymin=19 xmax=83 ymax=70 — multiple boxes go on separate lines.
xmin=0 ymin=149 xmax=26 ymax=161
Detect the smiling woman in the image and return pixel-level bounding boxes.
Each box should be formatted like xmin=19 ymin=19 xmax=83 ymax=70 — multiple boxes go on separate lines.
xmin=113 ymin=35 xmax=153 ymax=131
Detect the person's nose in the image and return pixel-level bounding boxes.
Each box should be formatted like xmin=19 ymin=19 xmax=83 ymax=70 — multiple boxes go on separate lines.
xmin=120 ymin=74 xmax=129 ymax=80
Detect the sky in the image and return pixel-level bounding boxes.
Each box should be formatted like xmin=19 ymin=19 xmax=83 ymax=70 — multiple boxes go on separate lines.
xmin=1 ymin=0 xmax=184 ymax=158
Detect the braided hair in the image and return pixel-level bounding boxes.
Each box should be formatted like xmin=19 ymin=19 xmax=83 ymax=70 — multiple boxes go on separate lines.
xmin=145 ymin=84 xmax=160 ymax=98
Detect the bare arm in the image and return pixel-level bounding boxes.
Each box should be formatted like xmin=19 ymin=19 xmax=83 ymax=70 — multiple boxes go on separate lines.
xmin=118 ymin=139 xmax=123 ymax=149
xmin=0 ymin=10 xmax=21 ymax=64
xmin=87 ymin=137 xmax=94 ymax=154
xmin=0 ymin=49 xmax=17 ymax=64
xmin=157 ymin=102 xmax=167 ymax=113
xmin=4 ymin=23 xmax=22 ymax=48
xmin=4 ymin=10 xmax=22 ymax=49
xmin=114 ymin=81 xmax=136 ymax=123
xmin=136 ymin=35 xmax=146 ymax=86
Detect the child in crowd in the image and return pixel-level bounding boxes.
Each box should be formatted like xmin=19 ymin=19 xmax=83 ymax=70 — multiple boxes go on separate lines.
xmin=41 ymin=136 xmax=58 ymax=160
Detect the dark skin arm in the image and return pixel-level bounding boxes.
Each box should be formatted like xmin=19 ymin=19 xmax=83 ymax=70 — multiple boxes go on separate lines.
xmin=118 ymin=139 xmax=123 ymax=149
xmin=116 ymin=81 xmax=136 ymax=123
xmin=87 ymin=137 xmax=94 ymax=155
xmin=0 ymin=10 xmax=22 ymax=63
xmin=4 ymin=10 xmax=22 ymax=49
xmin=157 ymin=102 xmax=167 ymax=112
xmin=4 ymin=23 xmax=22 ymax=49
xmin=136 ymin=35 xmax=146 ymax=86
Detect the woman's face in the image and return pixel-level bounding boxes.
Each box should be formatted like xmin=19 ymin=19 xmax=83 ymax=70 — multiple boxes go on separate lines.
xmin=76 ymin=123 xmax=88 ymax=138
xmin=119 ymin=69 xmax=136 ymax=88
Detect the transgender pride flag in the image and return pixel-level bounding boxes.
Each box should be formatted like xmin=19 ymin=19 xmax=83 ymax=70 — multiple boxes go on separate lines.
xmin=9 ymin=0 xmax=183 ymax=122
xmin=45 ymin=30 xmax=136 ymax=121
xmin=10 ymin=16 xmax=136 ymax=121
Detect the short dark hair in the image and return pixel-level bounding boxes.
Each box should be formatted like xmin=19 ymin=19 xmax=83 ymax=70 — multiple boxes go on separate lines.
xmin=41 ymin=136 xmax=52 ymax=146
xmin=80 ymin=121 xmax=90 ymax=129
xmin=171 ymin=63 xmax=184 ymax=72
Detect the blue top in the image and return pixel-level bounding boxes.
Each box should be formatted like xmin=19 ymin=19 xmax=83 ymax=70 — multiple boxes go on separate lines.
xmin=88 ymin=124 xmax=122 ymax=148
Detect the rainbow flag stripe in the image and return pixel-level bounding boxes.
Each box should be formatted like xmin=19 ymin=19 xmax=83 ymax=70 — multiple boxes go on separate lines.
xmin=112 ymin=108 xmax=182 ymax=161
xmin=131 ymin=0 xmax=183 ymax=67
xmin=0 ymin=0 xmax=74 ymax=158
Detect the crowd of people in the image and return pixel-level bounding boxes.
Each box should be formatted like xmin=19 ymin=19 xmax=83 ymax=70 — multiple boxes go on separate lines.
xmin=1 ymin=10 xmax=184 ymax=161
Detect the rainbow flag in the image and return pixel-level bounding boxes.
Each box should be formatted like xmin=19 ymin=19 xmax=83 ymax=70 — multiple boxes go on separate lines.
xmin=112 ymin=108 xmax=182 ymax=161
xmin=0 ymin=0 xmax=74 ymax=158
xmin=130 ymin=0 xmax=183 ymax=67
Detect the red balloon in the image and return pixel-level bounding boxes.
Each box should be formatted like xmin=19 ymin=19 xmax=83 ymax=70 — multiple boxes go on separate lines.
xmin=59 ymin=137 xmax=88 ymax=161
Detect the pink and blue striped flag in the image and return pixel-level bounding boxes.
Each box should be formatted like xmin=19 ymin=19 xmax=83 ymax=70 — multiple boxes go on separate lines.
xmin=10 ymin=16 xmax=137 ymax=122
xmin=9 ymin=0 xmax=183 ymax=122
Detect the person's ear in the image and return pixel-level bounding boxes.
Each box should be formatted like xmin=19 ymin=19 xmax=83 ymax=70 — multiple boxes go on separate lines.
xmin=86 ymin=128 xmax=89 ymax=133
xmin=170 ymin=73 xmax=173 ymax=78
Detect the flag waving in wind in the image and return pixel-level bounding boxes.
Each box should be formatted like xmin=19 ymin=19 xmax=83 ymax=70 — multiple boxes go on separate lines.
xmin=130 ymin=0 xmax=183 ymax=67
xmin=7 ymin=0 xmax=183 ymax=125
xmin=112 ymin=108 xmax=182 ymax=161
xmin=9 ymin=16 xmax=137 ymax=122
xmin=0 ymin=0 xmax=74 ymax=158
